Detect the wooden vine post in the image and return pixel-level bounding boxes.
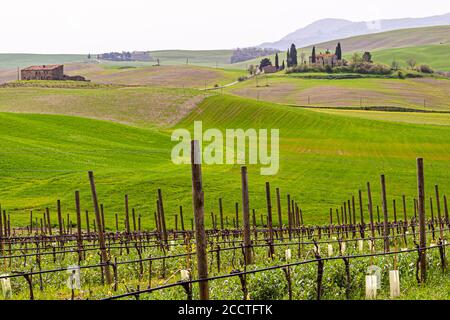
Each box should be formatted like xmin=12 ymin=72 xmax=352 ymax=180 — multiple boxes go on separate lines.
xmin=88 ymin=171 xmax=112 ymax=285
xmin=191 ymin=140 xmax=209 ymax=300
xmin=417 ymin=158 xmax=427 ymax=283
xmin=265 ymin=182 xmax=274 ymax=258
xmin=157 ymin=189 xmax=168 ymax=246
xmin=380 ymin=175 xmax=390 ymax=252
xmin=241 ymin=166 xmax=252 ymax=265
xmin=75 ymin=191 xmax=83 ymax=260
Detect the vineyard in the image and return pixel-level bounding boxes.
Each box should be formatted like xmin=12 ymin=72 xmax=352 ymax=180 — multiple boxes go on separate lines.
xmin=0 ymin=149 xmax=448 ymax=301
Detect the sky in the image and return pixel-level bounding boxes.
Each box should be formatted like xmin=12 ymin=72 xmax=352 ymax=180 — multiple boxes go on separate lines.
xmin=1 ymin=0 xmax=450 ymax=53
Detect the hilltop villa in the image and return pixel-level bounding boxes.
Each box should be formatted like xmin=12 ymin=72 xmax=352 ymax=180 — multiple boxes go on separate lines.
xmin=309 ymin=51 xmax=341 ymax=67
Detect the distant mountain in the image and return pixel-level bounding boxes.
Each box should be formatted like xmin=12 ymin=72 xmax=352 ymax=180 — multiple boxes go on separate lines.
xmin=259 ymin=13 xmax=450 ymax=49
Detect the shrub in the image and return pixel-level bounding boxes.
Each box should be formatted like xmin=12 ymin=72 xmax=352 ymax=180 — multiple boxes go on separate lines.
xmin=418 ymin=64 xmax=434 ymax=74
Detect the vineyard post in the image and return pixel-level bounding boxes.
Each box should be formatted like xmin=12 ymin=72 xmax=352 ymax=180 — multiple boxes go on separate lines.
xmin=29 ymin=210 xmax=33 ymax=234
xmin=125 ymin=195 xmax=131 ymax=236
xmin=265 ymin=182 xmax=274 ymax=258
xmin=367 ymin=182 xmax=375 ymax=239
xmin=191 ymin=140 xmax=209 ymax=300
xmin=57 ymin=200 xmax=63 ymax=236
xmin=358 ymin=190 xmax=365 ymax=238
xmin=241 ymin=166 xmax=252 ymax=265
xmin=88 ymin=171 xmax=112 ymax=285
xmin=417 ymin=158 xmax=427 ymax=283
xmin=435 ymin=185 xmax=444 ymax=239
xmin=287 ymin=194 xmax=292 ymax=240
xmin=46 ymin=207 xmax=52 ymax=235
xmin=180 ymin=206 xmax=185 ymax=231
xmin=276 ymin=188 xmax=283 ymax=241
xmin=444 ymin=195 xmax=449 ymax=225
xmin=75 ymin=191 xmax=83 ymax=259
xmin=158 ymin=189 xmax=168 ymax=247
xmin=402 ymin=195 xmax=408 ymax=224
xmin=235 ymin=203 xmax=239 ymax=229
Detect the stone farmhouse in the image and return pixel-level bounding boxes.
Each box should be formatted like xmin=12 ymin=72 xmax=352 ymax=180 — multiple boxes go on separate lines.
xmin=21 ymin=65 xmax=87 ymax=81
xmin=309 ymin=49 xmax=343 ymax=68
xmin=21 ymin=65 xmax=64 ymax=80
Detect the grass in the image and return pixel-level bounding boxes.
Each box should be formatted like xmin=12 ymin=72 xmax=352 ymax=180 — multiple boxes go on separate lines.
xmin=310 ymin=25 xmax=450 ymax=53
xmin=0 ymin=53 xmax=86 ymax=69
xmin=225 ymin=74 xmax=450 ymax=111
xmin=64 ymin=64 xmax=245 ymax=89
xmin=1 ymin=94 xmax=450 ymax=229
xmin=312 ymin=109 xmax=450 ymax=126
xmin=0 ymin=83 xmax=204 ymax=128
xmin=372 ymin=43 xmax=450 ymax=71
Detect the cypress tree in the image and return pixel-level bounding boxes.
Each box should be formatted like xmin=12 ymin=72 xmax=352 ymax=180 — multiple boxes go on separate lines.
xmin=335 ymin=42 xmax=342 ymax=60
xmin=290 ymin=44 xmax=297 ymax=66
xmin=275 ymin=53 xmax=279 ymax=70
xmin=286 ymin=48 xmax=291 ymax=68
xmin=281 ymin=60 xmax=285 ymax=70
xmin=311 ymin=46 xmax=316 ymax=63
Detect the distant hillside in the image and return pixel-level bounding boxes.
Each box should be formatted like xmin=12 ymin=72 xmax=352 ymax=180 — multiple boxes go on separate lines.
xmin=148 ymin=50 xmax=233 ymax=68
xmin=309 ymin=25 xmax=450 ymax=52
xmin=0 ymin=53 xmax=86 ymax=70
xmin=259 ymin=13 xmax=450 ymax=49
xmin=230 ymin=25 xmax=450 ymax=70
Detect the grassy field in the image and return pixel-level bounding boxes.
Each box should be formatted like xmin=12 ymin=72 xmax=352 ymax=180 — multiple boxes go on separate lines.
xmin=0 ymin=82 xmax=204 ymax=128
xmin=0 ymin=53 xmax=86 ymax=69
xmin=1 ymin=94 xmax=449 ymax=229
xmin=312 ymin=108 xmax=450 ymax=125
xmin=310 ymin=25 xmax=450 ymax=53
xmin=65 ymin=63 xmax=245 ymax=88
xmin=371 ymin=43 xmax=450 ymax=71
xmin=225 ymin=74 xmax=450 ymax=111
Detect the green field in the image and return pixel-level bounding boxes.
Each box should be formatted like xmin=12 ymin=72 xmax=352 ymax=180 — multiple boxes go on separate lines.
xmin=0 ymin=53 xmax=86 ymax=69
xmin=1 ymin=93 xmax=449 ymax=229
xmin=0 ymin=82 xmax=203 ymax=127
xmin=224 ymin=74 xmax=450 ymax=111
xmin=311 ymin=25 xmax=450 ymax=53
xmin=371 ymin=43 xmax=450 ymax=71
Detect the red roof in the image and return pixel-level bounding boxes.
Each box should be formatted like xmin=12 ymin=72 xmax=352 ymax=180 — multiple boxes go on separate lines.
xmin=22 ymin=65 xmax=63 ymax=71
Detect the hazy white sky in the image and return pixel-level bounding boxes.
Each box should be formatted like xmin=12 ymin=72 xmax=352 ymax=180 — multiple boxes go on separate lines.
xmin=1 ymin=0 xmax=449 ymax=53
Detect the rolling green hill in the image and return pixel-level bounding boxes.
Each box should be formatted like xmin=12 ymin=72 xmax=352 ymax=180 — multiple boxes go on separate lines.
xmin=148 ymin=50 xmax=233 ymax=68
xmin=310 ymin=25 xmax=450 ymax=53
xmin=371 ymin=43 xmax=450 ymax=71
xmin=0 ymin=82 xmax=203 ymax=128
xmin=1 ymin=94 xmax=449 ymax=229
xmin=225 ymin=75 xmax=450 ymax=111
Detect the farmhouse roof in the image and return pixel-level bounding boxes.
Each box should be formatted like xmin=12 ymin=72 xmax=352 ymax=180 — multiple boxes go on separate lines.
xmin=22 ymin=65 xmax=63 ymax=71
